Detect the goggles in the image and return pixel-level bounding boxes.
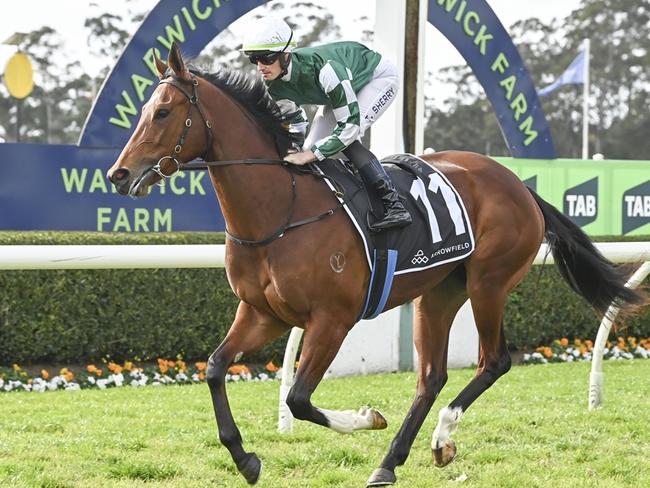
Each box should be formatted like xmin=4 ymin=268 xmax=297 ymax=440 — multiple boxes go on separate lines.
xmin=246 ymin=50 xmax=282 ymax=66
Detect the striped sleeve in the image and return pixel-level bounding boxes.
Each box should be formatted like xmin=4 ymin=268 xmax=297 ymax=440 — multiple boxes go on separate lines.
xmin=310 ymin=60 xmax=361 ymax=160
xmin=276 ymin=99 xmax=309 ymax=149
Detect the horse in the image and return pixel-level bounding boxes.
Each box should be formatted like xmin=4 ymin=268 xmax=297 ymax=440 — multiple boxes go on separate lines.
xmin=107 ymin=43 xmax=647 ymax=487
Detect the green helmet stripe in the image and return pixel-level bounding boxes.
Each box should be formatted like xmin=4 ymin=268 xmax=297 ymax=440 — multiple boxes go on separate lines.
xmin=242 ymin=40 xmax=297 ymax=51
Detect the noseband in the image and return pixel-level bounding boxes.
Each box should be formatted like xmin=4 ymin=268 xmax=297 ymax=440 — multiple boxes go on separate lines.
xmin=152 ymin=75 xmax=214 ymax=179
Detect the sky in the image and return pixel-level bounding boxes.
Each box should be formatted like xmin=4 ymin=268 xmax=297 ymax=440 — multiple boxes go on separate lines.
xmin=0 ymin=0 xmax=583 ymax=95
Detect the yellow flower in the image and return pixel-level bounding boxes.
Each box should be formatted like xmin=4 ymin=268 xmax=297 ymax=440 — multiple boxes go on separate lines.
xmin=123 ymin=361 xmax=134 ymax=371
xmin=60 ymin=367 xmax=69 ymax=375
xmin=12 ymin=364 xmax=21 ymax=372
xmin=574 ymin=338 xmax=582 ymax=347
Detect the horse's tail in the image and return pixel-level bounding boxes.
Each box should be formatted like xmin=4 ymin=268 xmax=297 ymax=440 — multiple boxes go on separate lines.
xmin=527 ymin=188 xmax=648 ymax=318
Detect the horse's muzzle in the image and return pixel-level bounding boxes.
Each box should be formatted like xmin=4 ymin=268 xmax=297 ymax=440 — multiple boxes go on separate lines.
xmin=107 ymin=167 xmax=132 ymax=195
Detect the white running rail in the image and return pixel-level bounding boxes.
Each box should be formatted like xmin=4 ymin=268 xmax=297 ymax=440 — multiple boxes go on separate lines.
xmin=0 ymin=245 xmax=225 ymax=269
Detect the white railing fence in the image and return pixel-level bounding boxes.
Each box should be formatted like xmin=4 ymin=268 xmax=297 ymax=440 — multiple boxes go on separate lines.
xmin=0 ymin=242 xmax=648 ymax=430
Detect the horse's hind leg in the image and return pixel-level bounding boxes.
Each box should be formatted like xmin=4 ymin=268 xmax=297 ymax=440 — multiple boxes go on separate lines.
xmin=367 ymin=271 xmax=467 ymax=487
xmin=206 ymin=301 xmax=289 ymax=485
xmin=286 ymin=311 xmax=387 ymax=434
xmin=430 ymin=275 xmax=513 ymax=468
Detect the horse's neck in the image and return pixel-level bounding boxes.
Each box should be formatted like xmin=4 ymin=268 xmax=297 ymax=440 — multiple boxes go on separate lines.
xmin=206 ymin=93 xmax=292 ymax=242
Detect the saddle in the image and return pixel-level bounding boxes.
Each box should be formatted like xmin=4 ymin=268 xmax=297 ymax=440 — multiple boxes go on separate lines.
xmin=308 ymin=154 xmax=475 ymax=320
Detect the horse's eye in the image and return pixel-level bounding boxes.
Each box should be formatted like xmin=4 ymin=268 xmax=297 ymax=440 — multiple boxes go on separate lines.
xmin=155 ymin=109 xmax=170 ymax=120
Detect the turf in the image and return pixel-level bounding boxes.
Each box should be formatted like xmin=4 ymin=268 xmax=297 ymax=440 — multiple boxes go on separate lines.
xmin=0 ymin=360 xmax=648 ymax=487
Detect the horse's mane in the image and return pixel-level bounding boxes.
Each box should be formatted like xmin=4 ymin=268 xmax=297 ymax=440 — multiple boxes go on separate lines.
xmin=188 ymin=66 xmax=298 ymax=157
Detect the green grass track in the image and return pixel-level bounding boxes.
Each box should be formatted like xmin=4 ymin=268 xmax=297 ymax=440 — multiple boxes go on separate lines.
xmin=1 ymin=360 xmax=648 ymax=487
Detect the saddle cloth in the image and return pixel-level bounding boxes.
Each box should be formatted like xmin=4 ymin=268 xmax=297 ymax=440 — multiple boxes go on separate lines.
xmin=314 ymin=153 xmax=475 ymax=276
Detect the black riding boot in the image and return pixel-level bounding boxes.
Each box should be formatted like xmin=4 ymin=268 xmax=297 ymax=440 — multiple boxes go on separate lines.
xmin=343 ymin=141 xmax=412 ymax=232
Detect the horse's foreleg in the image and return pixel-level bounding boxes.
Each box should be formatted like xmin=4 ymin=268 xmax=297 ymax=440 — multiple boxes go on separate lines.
xmin=285 ymin=315 xmax=385 ymax=433
xmin=368 ymin=280 xmax=467 ymax=487
xmin=431 ymin=288 xmax=510 ymax=468
xmin=206 ymin=301 xmax=288 ymax=485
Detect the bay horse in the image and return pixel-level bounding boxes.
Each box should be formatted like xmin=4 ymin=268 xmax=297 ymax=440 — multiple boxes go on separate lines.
xmin=107 ymin=44 xmax=646 ymax=487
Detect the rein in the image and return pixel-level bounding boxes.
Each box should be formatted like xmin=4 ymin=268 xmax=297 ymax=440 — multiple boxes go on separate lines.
xmin=156 ymin=75 xmax=342 ymax=247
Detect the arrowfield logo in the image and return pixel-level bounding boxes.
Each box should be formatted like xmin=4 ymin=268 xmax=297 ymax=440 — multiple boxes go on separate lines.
xmin=563 ymin=177 xmax=598 ymax=227
xmin=622 ymin=180 xmax=650 ymax=234
xmin=411 ymin=250 xmax=429 ymax=265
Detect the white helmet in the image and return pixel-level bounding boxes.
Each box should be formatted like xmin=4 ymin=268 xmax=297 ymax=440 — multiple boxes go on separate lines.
xmin=241 ymin=16 xmax=297 ymax=53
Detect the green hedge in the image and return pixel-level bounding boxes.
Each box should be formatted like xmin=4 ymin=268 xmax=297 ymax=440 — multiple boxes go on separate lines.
xmin=0 ymin=232 xmax=287 ymax=365
xmin=505 ymin=266 xmax=649 ymax=347
xmin=1 ymin=232 xmax=648 ymax=366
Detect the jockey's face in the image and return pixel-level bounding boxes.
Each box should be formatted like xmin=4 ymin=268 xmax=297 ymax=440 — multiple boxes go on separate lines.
xmin=256 ymin=55 xmax=284 ymax=81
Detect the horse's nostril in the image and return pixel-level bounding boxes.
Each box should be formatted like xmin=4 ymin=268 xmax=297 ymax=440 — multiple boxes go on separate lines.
xmin=111 ymin=168 xmax=130 ymax=182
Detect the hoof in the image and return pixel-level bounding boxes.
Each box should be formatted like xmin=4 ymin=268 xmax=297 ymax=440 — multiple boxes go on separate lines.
xmin=369 ymin=408 xmax=388 ymax=430
xmin=432 ymin=439 xmax=457 ymax=467
xmin=237 ymin=452 xmax=262 ymax=484
xmin=366 ymin=467 xmax=396 ymax=486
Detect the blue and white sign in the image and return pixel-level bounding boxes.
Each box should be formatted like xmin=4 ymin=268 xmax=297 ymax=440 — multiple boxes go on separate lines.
xmin=0 ymin=143 xmax=223 ymax=231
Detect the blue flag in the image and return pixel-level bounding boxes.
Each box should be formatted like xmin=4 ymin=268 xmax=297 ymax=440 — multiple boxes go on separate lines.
xmin=538 ymin=49 xmax=586 ymax=97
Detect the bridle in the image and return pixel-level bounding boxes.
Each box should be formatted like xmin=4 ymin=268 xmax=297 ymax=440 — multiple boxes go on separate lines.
xmin=148 ymin=73 xmax=343 ymax=247
xmin=151 ymin=75 xmax=214 ymax=180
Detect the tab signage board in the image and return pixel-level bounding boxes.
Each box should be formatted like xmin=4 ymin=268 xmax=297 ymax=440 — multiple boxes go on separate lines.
xmin=563 ymin=177 xmax=598 ymax=227
xmin=622 ymin=180 xmax=650 ymax=234
xmin=497 ymin=158 xmax=650 ymax=236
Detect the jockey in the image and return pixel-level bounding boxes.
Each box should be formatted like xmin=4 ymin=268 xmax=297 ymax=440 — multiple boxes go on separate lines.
xmin=241 ymin=16 xmax=412 ymax=232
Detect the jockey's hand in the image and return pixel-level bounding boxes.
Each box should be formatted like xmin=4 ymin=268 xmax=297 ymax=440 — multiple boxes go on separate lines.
xmin=284 ymin=150 xmax=317 ymax=165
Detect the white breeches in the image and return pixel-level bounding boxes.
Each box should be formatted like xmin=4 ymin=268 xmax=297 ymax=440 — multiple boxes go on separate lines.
xmin=303 ymin=57 xmax=400 ymax=150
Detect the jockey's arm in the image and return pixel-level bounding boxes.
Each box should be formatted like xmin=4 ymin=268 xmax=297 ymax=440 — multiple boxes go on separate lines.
xmin=310 ymin=60 xmax=361 ymax=161
xmin=277 ymin=99 xmax=309 ymax=153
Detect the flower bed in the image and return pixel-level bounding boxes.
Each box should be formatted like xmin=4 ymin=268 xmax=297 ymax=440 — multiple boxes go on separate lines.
xmin=523 ymin=336 xmax=650 ymax=364
xmin=0 ymin=358 xmax=281 ymax=393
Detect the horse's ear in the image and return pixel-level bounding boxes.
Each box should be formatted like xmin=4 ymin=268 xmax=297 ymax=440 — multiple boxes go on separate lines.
xmin=167 ymin=42 xmax=186 ymax=77
xmin=154 ymin=53 xmax=168 ymax=79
